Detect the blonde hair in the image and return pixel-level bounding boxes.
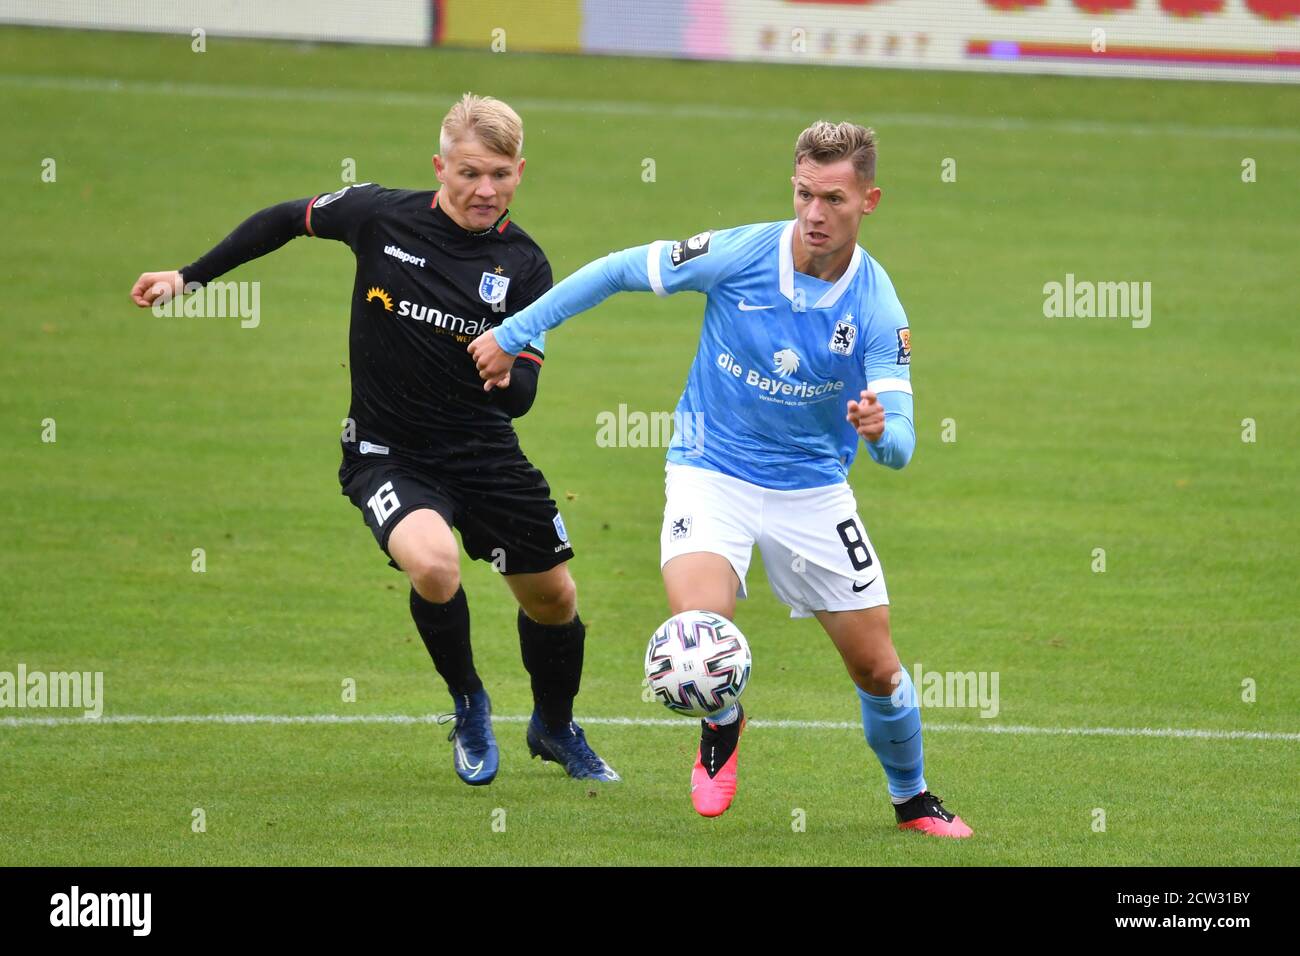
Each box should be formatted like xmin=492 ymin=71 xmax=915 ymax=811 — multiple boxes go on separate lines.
xmin=794 ymin=121 xmax=877 ymax=183
xmin=439 ymin=92 xmax=524 ymax=159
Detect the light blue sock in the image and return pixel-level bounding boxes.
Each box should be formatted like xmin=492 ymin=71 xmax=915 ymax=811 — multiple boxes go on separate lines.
xmin=857 ymin=667 xmax=926 ymax=802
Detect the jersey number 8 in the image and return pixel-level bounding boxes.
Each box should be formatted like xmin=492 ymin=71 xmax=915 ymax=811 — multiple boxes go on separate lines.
xmin=836 ymin=518 xmax=873 ymax=572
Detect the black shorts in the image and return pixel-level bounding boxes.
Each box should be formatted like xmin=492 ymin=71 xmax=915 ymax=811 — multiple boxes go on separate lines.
xmin=339 ymin=441 xmax=574 ymax=575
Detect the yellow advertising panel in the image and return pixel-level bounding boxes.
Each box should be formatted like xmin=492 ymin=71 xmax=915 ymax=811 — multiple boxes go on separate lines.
xmin=440 ymin=0 xmax=581 ymax=52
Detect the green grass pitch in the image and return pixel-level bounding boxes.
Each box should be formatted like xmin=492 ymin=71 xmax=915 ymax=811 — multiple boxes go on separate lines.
xmin=0 ymin=26 xmax=1296 ymax=866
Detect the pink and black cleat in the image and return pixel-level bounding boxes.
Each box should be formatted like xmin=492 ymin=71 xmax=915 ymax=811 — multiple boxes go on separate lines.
xmin=690 ymin=705 xmax=746 ymax=818
xmin=895 ymin=791 xmax=974 ymax=838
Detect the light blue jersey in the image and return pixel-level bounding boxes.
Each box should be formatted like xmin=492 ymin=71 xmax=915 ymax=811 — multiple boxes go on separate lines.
xmin=492 ymin=220 xmax=915 ymax=490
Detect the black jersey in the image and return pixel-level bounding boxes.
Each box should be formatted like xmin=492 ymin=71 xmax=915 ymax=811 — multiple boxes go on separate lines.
xmin=295 ymin=183 xmax=549 ymax=456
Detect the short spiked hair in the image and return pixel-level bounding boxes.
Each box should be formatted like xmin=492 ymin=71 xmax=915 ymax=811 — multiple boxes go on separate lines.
xmin=794 ymin=120 xmax=877 ymax=183
xmin=439 ymin=92 xmax=524 ymax=160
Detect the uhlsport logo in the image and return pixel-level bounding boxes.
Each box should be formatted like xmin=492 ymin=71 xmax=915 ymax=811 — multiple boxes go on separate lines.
xmin=716 ymin=350 xmax=845 ymax=404
xmin=384 ymin=244 xmax=426 ymax=268
xmin=552 ymin=512 xmax=570 ymax=552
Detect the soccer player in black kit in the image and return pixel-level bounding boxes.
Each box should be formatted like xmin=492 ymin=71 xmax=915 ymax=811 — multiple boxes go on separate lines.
xmin=130 ymin=94 xmax=618 ymax=785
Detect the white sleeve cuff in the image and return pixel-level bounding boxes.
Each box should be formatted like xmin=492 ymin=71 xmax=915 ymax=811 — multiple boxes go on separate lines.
xmin=867 ymin=377 xmax=912 ymax=395
xmin=647 ymin=240 xmax=668 ymax=297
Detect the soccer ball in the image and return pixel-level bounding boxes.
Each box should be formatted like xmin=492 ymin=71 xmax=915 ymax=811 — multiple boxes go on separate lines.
xmin=644 ymin=610 xmax=751 ymax=718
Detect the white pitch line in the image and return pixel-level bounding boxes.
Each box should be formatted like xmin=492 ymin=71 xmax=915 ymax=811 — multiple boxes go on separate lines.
xmin=0 ymin=712 xmax=1296 ymax=741
xmin=2 ymin=72 xmax=1298 ymax=142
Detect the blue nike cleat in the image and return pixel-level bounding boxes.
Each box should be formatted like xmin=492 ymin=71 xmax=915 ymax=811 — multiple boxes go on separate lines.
xmin=440 ymin=689 xmax=499 ymax=786
xmin=526 ymin=713 xmax=621 ymax=781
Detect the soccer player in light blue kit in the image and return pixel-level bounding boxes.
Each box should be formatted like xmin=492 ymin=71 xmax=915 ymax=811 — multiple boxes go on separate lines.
xmin=469 ymin=121 xmax=972 ymax=836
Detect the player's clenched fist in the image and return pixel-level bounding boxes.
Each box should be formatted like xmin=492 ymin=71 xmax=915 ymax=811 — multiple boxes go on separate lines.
xmin=130 ymin=270 xmax=184 ymax=308
xmin=846 ymin=389 xmax=885 ymax=443
xmin=467 ymin=330 xmax=515 ymax=391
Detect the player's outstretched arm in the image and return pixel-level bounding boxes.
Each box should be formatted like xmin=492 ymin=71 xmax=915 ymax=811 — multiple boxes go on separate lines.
xmin=472 ymin=225 xmax=765 ymax=389
xmin=128 ymin=198 xmax=312 ymax=306
xmin=468 ymin=245 xmax=655 ymax=389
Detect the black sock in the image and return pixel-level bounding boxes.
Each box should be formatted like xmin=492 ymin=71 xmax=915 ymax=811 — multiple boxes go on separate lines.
xmin=517 ymin=609 xmax=585 ymax=731
xmin=409 ymin=586 xmax=482 ymax=698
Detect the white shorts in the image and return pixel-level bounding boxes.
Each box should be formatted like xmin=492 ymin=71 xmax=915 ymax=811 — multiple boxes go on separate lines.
xmin=660 ymin=463 xmax=889 ymax=619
